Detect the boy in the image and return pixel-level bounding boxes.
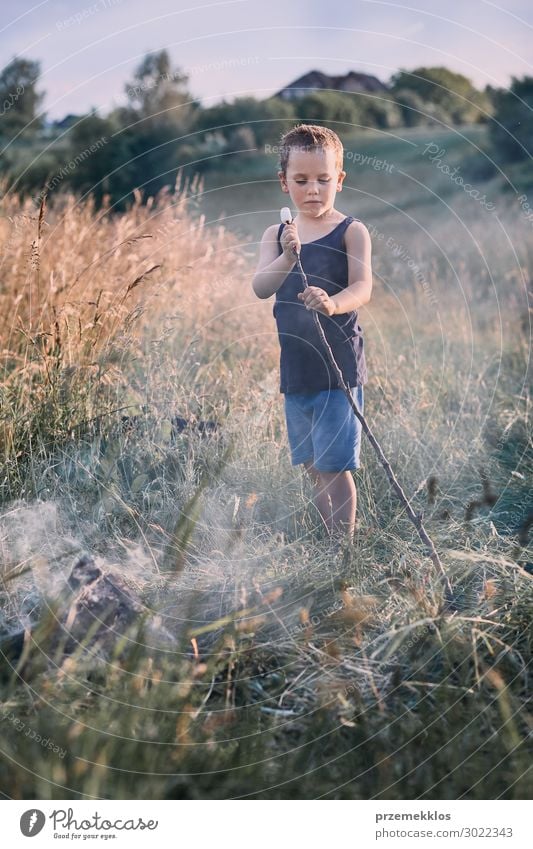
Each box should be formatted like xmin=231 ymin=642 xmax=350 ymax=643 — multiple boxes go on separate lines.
xmin=252 ymin=124 xmax=372 ymax=542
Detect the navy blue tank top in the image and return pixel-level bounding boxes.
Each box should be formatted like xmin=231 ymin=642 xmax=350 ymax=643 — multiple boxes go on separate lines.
xmin=274 ymin=215 xmax=368 ymax=394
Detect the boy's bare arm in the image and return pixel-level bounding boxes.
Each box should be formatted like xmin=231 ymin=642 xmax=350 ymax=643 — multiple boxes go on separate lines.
xmin=252 ymin=225 xmax=296 ymax=299
xmin=332 ymin=221 xmax=373 ymax=314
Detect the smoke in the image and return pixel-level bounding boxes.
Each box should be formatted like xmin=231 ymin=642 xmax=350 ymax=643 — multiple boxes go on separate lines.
xmin=0 ymin=499 xmax=156 ymax=635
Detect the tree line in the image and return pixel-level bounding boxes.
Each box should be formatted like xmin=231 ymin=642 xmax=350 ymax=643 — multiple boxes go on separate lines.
xmin=0 ymin=51 xmax=531 ymax=208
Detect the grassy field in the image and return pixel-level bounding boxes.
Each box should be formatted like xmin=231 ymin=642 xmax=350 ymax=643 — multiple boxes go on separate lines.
xmin=0 ymin=123 xmax=531 ymax=799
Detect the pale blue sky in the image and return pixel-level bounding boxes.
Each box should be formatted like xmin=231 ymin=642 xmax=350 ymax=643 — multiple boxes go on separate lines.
xmin=1 ymin=0 xmax=532 ymax=119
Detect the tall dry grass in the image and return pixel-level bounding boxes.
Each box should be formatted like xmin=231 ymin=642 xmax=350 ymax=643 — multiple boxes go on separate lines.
xmin=0 ymin=173 xmax=271 ymax=497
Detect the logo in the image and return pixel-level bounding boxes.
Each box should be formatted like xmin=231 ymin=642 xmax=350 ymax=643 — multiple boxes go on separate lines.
xmin=20 ymin=809 xmax=46 ymax=836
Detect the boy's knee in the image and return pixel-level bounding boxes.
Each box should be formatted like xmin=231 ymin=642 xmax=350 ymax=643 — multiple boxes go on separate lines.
xmin=317 ymin=469 xmax=351 ymax=482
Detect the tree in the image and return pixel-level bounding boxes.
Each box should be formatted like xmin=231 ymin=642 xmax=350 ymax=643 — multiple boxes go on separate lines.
xmin=296 ymin=91 xmax=362 ymax=128
xmin=488 ymin=76 xmax=533 ymax=163
xmin=121 ymin=49 xmax=199 ymax=128
xmin=195 ymin=96 xmax=295 ymax=148
xmin=0 ymin=57 xmax=45 ymax=140
xmin=291 ymin=91 xmax=403 ymax=130
xmin=356 ymin=96 xmax=403 ymax=129
xmin=393 ymin=88 xmax=452 ymax=127
xmin=64 ymin=112 xmax=133 ymax=206
xmin=107 ymin=50 xmax=202 ymax=202
xmin=389 ymin=67 xmax=491 ymax=124
xmin=393 ymin=88 xmax=430 ymax=126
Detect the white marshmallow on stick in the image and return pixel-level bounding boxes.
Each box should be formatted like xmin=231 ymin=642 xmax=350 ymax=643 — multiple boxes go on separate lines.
xmin=280 ymin=206 xmax=301 ymax=259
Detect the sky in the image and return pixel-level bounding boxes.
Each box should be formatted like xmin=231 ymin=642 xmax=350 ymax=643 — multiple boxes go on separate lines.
xmin=1 ymin=0 xmax=532 ymax=120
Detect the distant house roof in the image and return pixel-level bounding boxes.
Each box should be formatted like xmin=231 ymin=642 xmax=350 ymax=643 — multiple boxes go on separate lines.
xmin=275 ymin=69 xmax=388 ymax=100
xmin=52 ymin=114 xmax=81 ymax=129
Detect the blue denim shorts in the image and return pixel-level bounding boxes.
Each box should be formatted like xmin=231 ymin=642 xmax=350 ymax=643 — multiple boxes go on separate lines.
xmin=283 ymin=385 xmax=364 ymax=472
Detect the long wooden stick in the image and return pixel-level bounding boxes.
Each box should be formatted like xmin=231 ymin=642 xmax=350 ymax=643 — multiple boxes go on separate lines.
xmin=287 ymin=227 xmax=452 ymax=597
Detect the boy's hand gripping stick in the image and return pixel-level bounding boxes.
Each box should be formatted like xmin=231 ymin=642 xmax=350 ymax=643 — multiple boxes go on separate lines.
xmin=280 ymin=207 xmax=308 ymax=285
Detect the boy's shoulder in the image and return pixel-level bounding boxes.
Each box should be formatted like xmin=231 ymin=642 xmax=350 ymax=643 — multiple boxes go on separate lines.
xmin=344 ymin=216 xmax=369 ymax=234
xmin=262 ymin=222 xmax=282 ymax=240
xmin=343 ymin=217 xmax=372 ymax=248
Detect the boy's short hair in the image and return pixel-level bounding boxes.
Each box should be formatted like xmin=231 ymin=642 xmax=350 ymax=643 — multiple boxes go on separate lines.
xmin=278 ymin=123 xmax=344 ymax=174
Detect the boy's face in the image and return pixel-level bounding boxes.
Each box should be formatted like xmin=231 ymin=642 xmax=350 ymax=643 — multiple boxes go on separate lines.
xmin=278 ymin=146 xmax=346 ymax=218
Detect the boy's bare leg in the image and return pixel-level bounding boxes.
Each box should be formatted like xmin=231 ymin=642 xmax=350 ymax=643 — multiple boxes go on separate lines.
xmin=318 ymin=470 xmax=357 ymax=541
xmin=303 ymin=460 xmax=332 ymax=532
xmin=303 ymin=463 xmax=357 ymax=540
